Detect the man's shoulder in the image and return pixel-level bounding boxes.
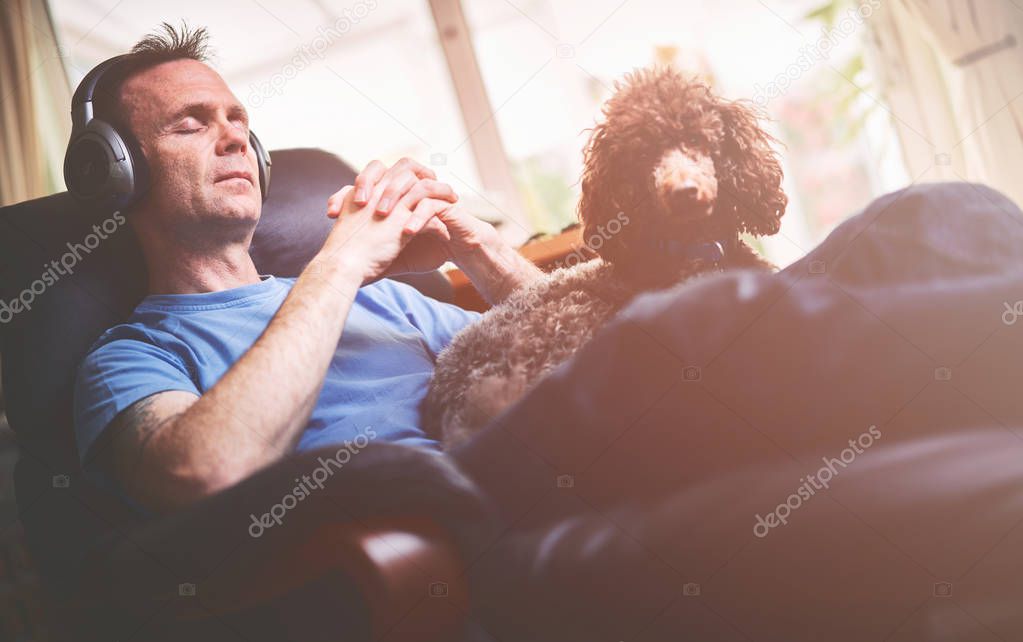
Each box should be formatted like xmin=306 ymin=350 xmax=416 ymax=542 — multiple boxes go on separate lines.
xmin=79 ymin=317 xmax=192 ymax=376
xmin=86 ymin=321 xmax=167 ymax=355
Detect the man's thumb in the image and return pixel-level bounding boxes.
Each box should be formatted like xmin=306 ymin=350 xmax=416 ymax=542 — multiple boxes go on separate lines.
xmin=326 ymin=185 xmax=356 ymax=218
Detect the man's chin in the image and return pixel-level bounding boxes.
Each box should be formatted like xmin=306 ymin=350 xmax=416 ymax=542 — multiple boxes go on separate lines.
xmin=209 ymin=194 xmax=261 ymax=223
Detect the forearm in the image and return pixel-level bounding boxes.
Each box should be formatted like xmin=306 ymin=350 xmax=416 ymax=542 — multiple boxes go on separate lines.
xmin=158 ymin=251 xmax=364 ymax=498
xmin=117 ymin=160 xmax=456 ymax=511
xmin=455 ymin=233 xmax=543 ymax=305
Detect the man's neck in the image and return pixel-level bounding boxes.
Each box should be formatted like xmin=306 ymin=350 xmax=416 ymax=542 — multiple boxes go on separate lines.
xmin=140 ymin=228 xmax=263 ymax=295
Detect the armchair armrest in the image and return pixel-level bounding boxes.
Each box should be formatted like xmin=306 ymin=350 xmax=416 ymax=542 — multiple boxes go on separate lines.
xmin=446 ymin=227 xmax=584 ymax=311
xmin=200 ymin=517 xmax=468 ymax=641
xmin=67 ymin=443 xmax=489 ymax=642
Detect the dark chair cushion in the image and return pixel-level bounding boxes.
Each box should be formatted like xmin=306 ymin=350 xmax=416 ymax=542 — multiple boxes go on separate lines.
xmin=451 ymin=182 xmax=1023 ymax=640
xmin=0 ymin=148 xmax=450 ymax=588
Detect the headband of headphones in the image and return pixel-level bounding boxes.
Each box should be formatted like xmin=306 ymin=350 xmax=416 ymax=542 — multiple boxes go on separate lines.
xmin=69 ymin=54 xmax=132 ymax=134
xmin=64 ymin=54 xmax=271 ymax=212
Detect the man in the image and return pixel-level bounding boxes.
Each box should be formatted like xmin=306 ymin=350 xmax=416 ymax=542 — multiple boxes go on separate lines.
xmin=73 ymin=24 xmax=542 ymax=514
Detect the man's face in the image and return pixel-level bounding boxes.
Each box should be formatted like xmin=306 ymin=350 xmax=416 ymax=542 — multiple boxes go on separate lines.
xmin=119 ymin=59 xmax=261 ymax=238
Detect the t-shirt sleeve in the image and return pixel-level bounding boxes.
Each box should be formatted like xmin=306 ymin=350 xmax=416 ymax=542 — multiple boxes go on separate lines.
xmin=73 ymin=336 xmax=200 ymax=469
xmin=380 ymin=279 xmax=482 ymax=356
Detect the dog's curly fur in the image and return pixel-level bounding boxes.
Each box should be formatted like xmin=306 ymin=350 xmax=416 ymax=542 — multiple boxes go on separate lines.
xmin=422 ymin=66 xmax=788 ymax=448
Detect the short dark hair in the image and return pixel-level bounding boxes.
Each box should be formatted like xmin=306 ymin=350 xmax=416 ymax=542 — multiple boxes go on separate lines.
xmin=93 ymin=21 xmax=212 ymax=132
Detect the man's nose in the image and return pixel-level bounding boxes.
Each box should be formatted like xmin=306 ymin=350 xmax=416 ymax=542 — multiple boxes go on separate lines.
xmin=216 ymin=121 xmax=248 ymax=155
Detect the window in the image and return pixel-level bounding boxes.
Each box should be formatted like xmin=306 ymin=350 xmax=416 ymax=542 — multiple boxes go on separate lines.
xmin=50 ymin=0 xmax=908 ymax=262
xmin=50 ymin=0 xmax=519 ymax=234
xmin=460 ymin=0 xmax=909 ymax=265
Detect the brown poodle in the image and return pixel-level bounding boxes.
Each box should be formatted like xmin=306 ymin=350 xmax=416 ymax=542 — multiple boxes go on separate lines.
xmin=421 ymin=65 xmax=788 ymax=448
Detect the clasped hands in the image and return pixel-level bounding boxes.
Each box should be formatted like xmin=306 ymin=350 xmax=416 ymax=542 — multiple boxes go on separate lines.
xmin=323 ymin=157 xmax=496 ymax=282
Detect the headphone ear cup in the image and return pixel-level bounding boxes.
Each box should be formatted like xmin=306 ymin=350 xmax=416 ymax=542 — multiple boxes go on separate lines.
xmin=118 ymin=126 xmax=149 ymax=203
xmin=248 ymin=130 xmax=271 ymax=201
xmin=64 ymin=119 xmax=146 ymax=212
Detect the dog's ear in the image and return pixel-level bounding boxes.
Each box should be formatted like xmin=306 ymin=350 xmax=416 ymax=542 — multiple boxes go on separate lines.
xmin=715 ymin=99 xmax=787 ymax=236
xmin=579 ymin=122 xmax=614 ymax=258
xmin=578 ymin=120 xmax=638 ymax=263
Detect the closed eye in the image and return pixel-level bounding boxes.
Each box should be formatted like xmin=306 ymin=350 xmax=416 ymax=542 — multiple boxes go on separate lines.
xmin=174 ymin=116 xmax=206 ymax=135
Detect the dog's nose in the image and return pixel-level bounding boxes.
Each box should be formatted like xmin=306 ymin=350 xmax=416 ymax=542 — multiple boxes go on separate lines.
xmin=671 ymin=181 xmax=706 ymax=205
xmin=668 ymin=180 xmax=713 ymax=218
xmin=674 ymin=185 xmax=700 ymax=201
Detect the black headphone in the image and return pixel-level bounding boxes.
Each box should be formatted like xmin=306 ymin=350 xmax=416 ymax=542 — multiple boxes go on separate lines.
xmin=64 ymin=54 xmax=271 ymax=212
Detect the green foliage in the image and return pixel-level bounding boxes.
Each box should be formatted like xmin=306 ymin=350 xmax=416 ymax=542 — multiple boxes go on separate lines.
xmin=803 ymin=0 xmax=878 ymax=143
xmin=513 ymin=155 xmax=578 ymax=234
xmin=803 ymin=1 xmax=844 ymax=27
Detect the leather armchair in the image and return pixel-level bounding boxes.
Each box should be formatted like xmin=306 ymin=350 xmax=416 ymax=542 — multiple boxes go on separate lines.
xmin=0 ymin=148 xmax=487 ymax=641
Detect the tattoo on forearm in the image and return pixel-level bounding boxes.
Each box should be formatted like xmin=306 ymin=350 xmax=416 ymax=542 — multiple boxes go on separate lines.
xmin=109 ymin=395 xmax=184 ymax=485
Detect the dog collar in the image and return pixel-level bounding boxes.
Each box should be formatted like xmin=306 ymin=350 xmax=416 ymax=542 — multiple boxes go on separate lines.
xmin=645 ymin=239 xmax=726 ymax=263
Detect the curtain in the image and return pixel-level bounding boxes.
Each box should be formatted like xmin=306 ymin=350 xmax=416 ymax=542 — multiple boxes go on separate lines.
xmin=0 ymin=0 xmax=71 ymax=207
xmin=867 ymin=1 xmax=1023 ymax=208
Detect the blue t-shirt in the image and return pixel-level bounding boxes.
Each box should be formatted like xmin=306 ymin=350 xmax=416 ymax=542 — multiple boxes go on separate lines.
xmin=73 ymin=275 xmax=479 ymax=469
